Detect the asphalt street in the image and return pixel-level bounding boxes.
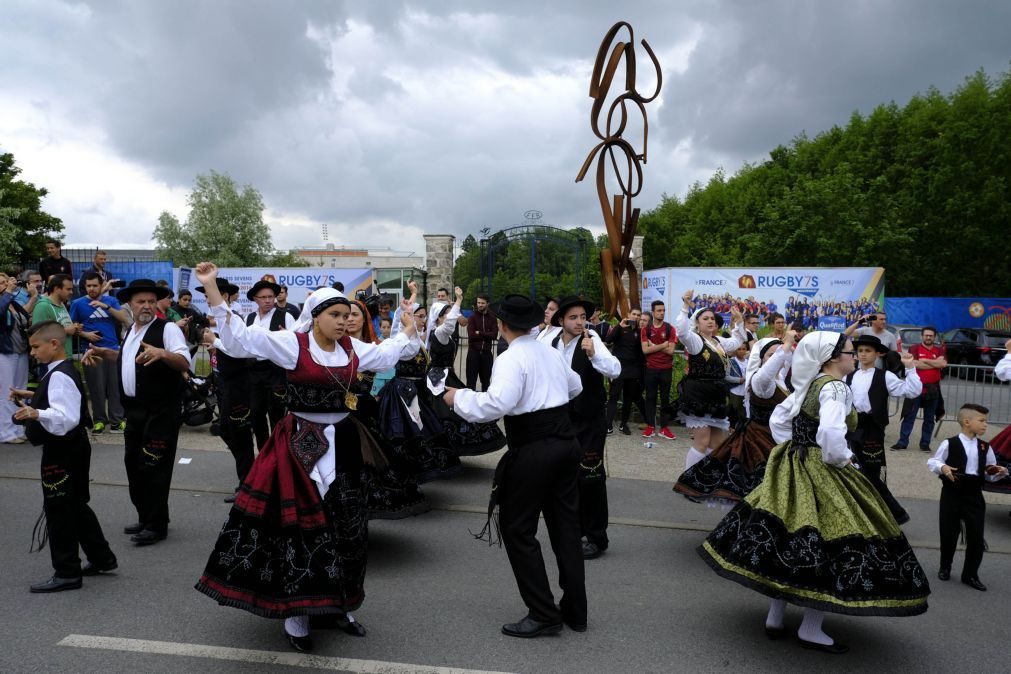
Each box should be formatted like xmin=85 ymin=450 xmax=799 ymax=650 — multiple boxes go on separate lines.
xmin=2 ymin=439 xmax=1011 ymax=673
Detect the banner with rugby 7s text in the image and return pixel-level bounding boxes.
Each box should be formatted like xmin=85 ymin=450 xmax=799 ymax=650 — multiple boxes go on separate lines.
xmin=640 ymin=267 xmax=885 ymax=332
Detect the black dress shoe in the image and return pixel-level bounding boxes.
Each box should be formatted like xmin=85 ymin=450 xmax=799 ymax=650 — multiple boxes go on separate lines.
xmin=582 ymin=541 xmax=604 ymax=560
xmin=919 ymin=445 xmax=932 ymax=452
xmin=336 ymin=616 xmax=367 ymax=637
xmin=894 ymin=511 xmax=911 ymax=525
xmin=619 ymin=424 xmax=631 ymax=435
xmin=501 ymin=616 xmax=563 ymax=638
xmin=764 ymin=625 xmax=787 ymax=640
xmin=962 ymin=576 xmax=987 ymax=591
xmin=798 ymin=638 xmax=849 ymax=654
xmin=82 ymin=558 xmax=118 ymax=576
xmin=30 ymin=575 xmax=83 ymax=593
xmin=130 ymin=529 xmax=167 ymax=546
xmin=938 ymin=568 xmax=951 ymax=581
xmin=123 ymin=522 xmax=145 ymax=535
xmin=606 ymin=426 xmax=614 ymax=435
xmin=889 ymin=443 xmax=907 ymax=451
xmin=285 ymin=631 xmax=313 ymax=652
xmin=563 ymin=620 xmax=587 ymax=632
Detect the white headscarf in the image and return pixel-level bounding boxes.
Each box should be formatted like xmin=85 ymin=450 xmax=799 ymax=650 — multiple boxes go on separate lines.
xmin=689 ymin=307 xmax=711 ymax=333
xmin=744 ymin=337 xmax=781 ymax=411
xmin=292 ymin=288 xmax=348 ymax=333
xmin=427 ymin=301 xmax=449 ymax=339
xmin=775 ymin=331 xmax=847 ymax=421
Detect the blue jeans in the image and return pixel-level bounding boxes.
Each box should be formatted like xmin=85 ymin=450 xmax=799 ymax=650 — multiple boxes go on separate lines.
xmin=898 ymin=394 xmax=939 ymax=448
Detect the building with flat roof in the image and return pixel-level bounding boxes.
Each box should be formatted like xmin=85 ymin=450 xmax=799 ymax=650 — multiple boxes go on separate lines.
xmin=292 ymin=244 xmax=427 ymax=303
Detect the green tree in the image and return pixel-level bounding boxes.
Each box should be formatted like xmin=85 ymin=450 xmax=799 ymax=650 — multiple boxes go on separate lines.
xmin=154 ymin=170 xmax=305 ymax=267
xmin=0 ymin=152 xmax=64 ymax=266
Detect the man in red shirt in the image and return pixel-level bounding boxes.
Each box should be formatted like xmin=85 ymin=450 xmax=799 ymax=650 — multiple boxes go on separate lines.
xmin=893 ymin=326 xmax=947 ymax=451
xmin=640 ymin=300 xmax=678 ymax=440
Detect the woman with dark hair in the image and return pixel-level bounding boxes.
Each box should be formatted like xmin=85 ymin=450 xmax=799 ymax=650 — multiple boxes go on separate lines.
xmin=700 ymin=331 xmax=929 ymax=654
xmin=346 ymin=299 xmax=430 ymax=520
xmin=675 ymin=289 xmax=747 ymax=469
xmin=192 ymin=263 xmax=421 ymax=653
xmin=675 ymin=331 xmax=795 ymax=502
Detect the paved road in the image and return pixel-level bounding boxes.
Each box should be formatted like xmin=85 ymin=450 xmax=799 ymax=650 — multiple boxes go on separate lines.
xmin=2 ymin=440 xmax=1011 ymax=673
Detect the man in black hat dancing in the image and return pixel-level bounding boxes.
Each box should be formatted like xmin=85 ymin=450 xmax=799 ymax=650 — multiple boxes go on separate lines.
xmin=444 ymin=294 xmax=587 ymax=638
xmin=551 ymin=296 xmax=621 ymax=560
xmin=103 ymin=279 xmax=191 ymax=545
xmin=198 ymin=277 xmax=254 ymax=503
xmin=245 ymin=276 xmax=295 ymax=448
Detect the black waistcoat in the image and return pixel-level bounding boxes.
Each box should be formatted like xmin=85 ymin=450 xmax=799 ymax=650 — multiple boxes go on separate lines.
xmin=246 ymin=308 xmax=288 ymax=331
xmin=942 ymin=435 xmax=989 ymax=489
xmin=552 ymin=333 xmax=606 ymax=421
xmin=26 ymin=360 xmax=90 ymax=448
xmin=120 ymin=319 xmax=184 ymax=406
xmin=846 ymin=367 xmax=889 ymax=429
xmin=429 ymin=335 xmax=456 ymax=368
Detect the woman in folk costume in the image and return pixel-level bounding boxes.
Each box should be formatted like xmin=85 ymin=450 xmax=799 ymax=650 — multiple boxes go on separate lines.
xmin=377 ymin=286 xmax=462 ymax=483
xmin=427 ymin=288 xmax=507 ymax=457
xmin=674 ymin=331 xmax=795 ymax=503
xmin=345 ymin=299 xmax=430 ymax=521
xmin=674 ymin=289 xmax=747 ymax=470
xmin=700 ymin=332 xmax=929 ymax=654
xmin=192 ymin=263 xmax=422 ymax=653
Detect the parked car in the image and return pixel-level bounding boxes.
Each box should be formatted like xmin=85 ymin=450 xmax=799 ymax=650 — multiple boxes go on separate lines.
xmin=886 ymin=323 xmax=924 ymax=350
xmin=939 ymin=328 xmax=1011 ymax=377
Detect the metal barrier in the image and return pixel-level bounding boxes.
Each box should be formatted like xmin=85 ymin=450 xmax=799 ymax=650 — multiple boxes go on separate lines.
xmin=889 ymin=364 xmax=1009 ymax=436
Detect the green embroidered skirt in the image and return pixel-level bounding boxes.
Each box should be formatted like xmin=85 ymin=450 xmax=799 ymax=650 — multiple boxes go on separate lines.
xmin=699 ymin=443 xmax=930 ymax=616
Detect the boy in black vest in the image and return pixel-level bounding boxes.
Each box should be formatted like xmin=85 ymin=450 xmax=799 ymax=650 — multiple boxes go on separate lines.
xmin=244 ymin=277 xmax=294 ymax=448
xmin=845 ymin=334 xmax=921 ymax=524
xmin=551 ymin=296 xmax=621 ymax=560
xmin=928 ymin=403 xmax=1008 ymax=591
xmin=12 ymin=320 xmax=117 ymax=592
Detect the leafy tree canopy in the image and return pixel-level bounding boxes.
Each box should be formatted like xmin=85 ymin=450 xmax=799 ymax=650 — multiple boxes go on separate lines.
xmin=0 ymin=151 xmax=64 ymax=267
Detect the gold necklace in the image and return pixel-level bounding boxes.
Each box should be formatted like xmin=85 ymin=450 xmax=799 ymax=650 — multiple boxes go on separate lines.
xmin=310 ymin=337 xmax=359 ymax=411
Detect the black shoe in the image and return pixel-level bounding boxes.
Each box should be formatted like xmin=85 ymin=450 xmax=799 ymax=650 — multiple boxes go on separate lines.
xmin=618 ymin=424 xmax=631 ymax=435
xmin=82 ymin=558 xmax=118 ymax=576
xmin=123 ymin=522 xmax=145 ymax=535
xmin=894 ymin=511 xmax=911 ymax=525
xmin=606 ymin=426 xmax=614 ymax=435
xmin=336 ymin=616 xmax=367 ymax=637
xmin=582 ymin=541 xmax=604 ymax=560
xmin=889 ymin=443 xmax=907 ymax=451
xmin=962 ymin=576 xmax=987 ymax=591
xmin=938 ymin=567 xmax=951 ymax=581
xmin=920 ymin=445 xmax=932 ymax=452
xmin=284 ymin=630 xmax=313 ymax=652
xmin=501 ymin=616 xmax=562 ymax=638
xmin=765 ymin=625 xmax=787 ymax=640
xmin=130 ymin=529 xmax=167 ymax=546
xmin=798 ymin=638 xmax=849 ymax=654
xmin=223 ymin=493 xmax=237 ymax=504
xmin=30 ymin=575 xmax=83 ymax=593
xmin=564 ymin=620 xmax=587 ymax=632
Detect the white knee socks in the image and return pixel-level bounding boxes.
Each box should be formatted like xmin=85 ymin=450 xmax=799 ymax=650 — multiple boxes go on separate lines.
xmin=685 ymin=447 xmax=710 ymax=470
xmin=798 ymin=608 xmax=832 ymax=645
xmin=284 ymin=615 xmax=310 ymax=637
xmin=765 ymin=599 xmax=786 ymax=629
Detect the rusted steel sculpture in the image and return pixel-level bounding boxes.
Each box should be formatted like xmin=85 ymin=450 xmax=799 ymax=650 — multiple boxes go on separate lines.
xmin=575 ymin=21 xmax=661 ymax=318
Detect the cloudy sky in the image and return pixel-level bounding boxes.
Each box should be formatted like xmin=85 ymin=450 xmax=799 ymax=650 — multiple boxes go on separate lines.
xmin=2 ymin=1 xmax=1009 ymax=256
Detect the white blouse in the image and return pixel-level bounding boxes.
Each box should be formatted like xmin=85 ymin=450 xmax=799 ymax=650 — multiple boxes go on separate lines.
xmin=770 ymin=378 xmax=853 ymax=467
xmin=674 ymin=309 xmax=747 ymax=356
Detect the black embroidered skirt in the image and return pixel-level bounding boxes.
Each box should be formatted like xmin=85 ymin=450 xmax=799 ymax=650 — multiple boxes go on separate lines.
xmin=674 ymin=419 xmax=775 ymax=502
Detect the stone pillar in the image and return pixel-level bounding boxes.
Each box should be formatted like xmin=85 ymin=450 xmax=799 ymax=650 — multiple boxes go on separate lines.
xmin=424 ymin=234 xmax=456 ymax=299
xmin=621 ymin=234 xmax=646 ymax=308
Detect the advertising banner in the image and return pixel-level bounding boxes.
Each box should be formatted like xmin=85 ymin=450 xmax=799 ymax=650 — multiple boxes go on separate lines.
xmin=885 ymin=297 xmax=1011 ymax=333
xmin=641 ymin=267 xmax=885 ymax=330
xmin=175 ymin=267 xmax=374 ymax=315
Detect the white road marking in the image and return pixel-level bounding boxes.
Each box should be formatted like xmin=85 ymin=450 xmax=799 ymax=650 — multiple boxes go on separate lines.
xmin=58 ymin=634 xmax=516 ymax=674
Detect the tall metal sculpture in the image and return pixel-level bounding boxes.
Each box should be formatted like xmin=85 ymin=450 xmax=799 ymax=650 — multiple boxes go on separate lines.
xmin=575 ymin=21 xmax=662 ymax=317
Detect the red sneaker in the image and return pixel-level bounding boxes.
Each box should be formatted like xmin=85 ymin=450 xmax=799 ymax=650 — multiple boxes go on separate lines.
xmin=659 ymin=427 xmax=677 ymax=440
xmin=642 ymin=425 xmax=655 ymax=438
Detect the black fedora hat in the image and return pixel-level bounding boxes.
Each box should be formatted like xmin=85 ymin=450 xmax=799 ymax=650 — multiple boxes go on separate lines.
xmin=851 ymin=334 xmax=890 ymax=354
xmin=551 ymin=295 xmax=596 ymax=327
xmin=195 ymin=277 xmax=240 ymax=296
xmin=490 ymin=294 xmax=543 ymax=330
xmin=247 ymin=278 xmax=282 ymax=301
xmin=116 ymin=279 xmax=171 ymax=302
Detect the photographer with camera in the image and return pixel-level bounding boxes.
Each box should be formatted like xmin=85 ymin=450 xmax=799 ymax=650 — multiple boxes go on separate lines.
xmin=844 ymin=311 xmax=897 ymax=369
xmin=1 ymin=272 xmax=34 ymax=444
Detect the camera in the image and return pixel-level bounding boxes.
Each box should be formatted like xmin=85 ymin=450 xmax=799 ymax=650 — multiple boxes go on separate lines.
xmin=110 ymin=279 xmax=127 ymax=288
xmin=14 ymin=279 xmax=29 ymax=288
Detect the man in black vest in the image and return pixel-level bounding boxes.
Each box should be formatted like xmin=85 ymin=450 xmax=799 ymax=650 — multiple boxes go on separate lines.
xmin=845 ymin=334 xmax=921 ymax=524
xmin=110 ymin=279 xmax=191 ymax=545
xmin=245 ymin=277 xmax=294 ymax=448
xmin=198 ymin=277 xmax=254 ymax=503
xmin=551 ymin=296 xmax=621 ymax=560
xmin=12 ymin=321 xmax=116 ymax=592
xmin=928 ymin=404 xmax=1008 ymax=590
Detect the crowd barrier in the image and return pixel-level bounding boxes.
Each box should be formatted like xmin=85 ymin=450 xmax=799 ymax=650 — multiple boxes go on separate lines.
xmin=890 ymin=364 xmax=1009 ymax=436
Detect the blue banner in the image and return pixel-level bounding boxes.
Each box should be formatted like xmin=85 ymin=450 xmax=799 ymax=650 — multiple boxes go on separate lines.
xmin=885 ymin=297 xmax=1011 ymax=332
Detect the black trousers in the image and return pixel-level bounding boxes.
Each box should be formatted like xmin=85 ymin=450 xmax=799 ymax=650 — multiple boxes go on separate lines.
xmin=606 ymin=378 xmax=646 ymax=427
xmin=939 ymin=484 xmax=986 ymax=578
xmin=498 ymin=436 xmax=586 ymax=625
xmin=574 ymin=413 xmax=608 ymax=549
xmin=249 ymin=365 xmax=284 ymax=449
xmin=643 ymin=367 xmax=672 ymax=427
xmin=466 ymin=348 xmax=493 ymax=391
xmin=852 ymin=414 xmax=908 ymax=522
xmin=123 ymin=399 xmax=181 ymax=532
xmin=42 ymin=438 xmax=114 ymax=577
xmin=217 ymin=371 xmax=254 ymax=486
